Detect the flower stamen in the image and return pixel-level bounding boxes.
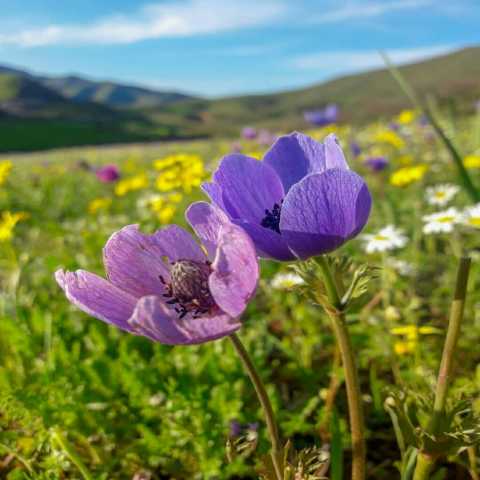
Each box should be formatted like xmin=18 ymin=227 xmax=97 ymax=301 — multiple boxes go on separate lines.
xmin=160 ymin=260 xmax=216 ymax=319
xmin=261 ymin=201 xmax=283 ymax=233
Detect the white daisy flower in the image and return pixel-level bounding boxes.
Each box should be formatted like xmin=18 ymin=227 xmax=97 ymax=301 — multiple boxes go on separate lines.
xmin=462 ymin=203 xmax=480 ymax=229
xmin=362 ymin=225 xmax=408 ymax=253
xmin=425 ymin=184 xmax=459 ymax=206
xmin=271 ymin=272 xmax=305 ymax=290
xmin=386 ymin=258 xmax=415 ymax=276
xmin=422 ymin=207 xmax=460 ymax=234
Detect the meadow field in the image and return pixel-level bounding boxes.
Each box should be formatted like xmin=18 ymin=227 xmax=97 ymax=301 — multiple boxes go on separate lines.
xmin=1 ymin=105 xmax=480 ymax=480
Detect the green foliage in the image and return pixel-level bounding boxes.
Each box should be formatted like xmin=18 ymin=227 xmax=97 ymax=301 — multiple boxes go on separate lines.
xmin=1 ymin=106 xmax=480 ymax=478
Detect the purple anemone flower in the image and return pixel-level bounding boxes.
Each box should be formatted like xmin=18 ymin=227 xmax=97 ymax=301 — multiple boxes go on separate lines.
xmin=364 ymin=156 xmax=389 ymax=172
xmin=96 ymin=164 xmax=120 ymax=183
xmin=202 ymin=132 xmax=372 ymax=261
xmin=350 ymin=141 xmax=361 ymax=158
xmin=241 ymin=127 xmax=257 ymax=140
xmin=304 ymin=104 xmax=339 ymax=127
xmin=55 ymin=203 xmax=258 ymax=345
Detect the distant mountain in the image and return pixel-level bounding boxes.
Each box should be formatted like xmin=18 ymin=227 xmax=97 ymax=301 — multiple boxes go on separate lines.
xmin=40 ymin=75 xmax=195 ymax=109
xmin=0 ymin=46 xmax=479 ymax=151
xmin=0 ymin=64 xmax=197 ymax=109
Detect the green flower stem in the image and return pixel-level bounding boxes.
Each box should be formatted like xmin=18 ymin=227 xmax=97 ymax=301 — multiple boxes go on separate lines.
xmin=430 ymin=256 xmax=471 ymax=432
xmin=380 ymin=51 xmax=480 ymax=203
xmin=412 ymin=256 xmax=472 ymax=480
xmin=413 ymin=452 xmax=435 ymax=480
xmin=229 ymin=333 xmax=283 ymax=480
xmin=317 ymin=256 xmax=366 ymax=480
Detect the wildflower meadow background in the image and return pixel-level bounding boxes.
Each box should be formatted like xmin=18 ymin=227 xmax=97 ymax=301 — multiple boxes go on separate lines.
xmin=1 ymin=2 xmax=480 ymax=479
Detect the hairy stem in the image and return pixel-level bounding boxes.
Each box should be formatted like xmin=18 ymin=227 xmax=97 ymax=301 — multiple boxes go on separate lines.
xmin=317 ymin=256 xmax=366 ymax=480
xmin=229 ymin=333 xmax=283 ymax=480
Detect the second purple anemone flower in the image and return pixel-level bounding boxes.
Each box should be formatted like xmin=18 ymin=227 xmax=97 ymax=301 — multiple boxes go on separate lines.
xmin=55 ymin=203 xmax=258 ymax=345
xmin=202 ymin=132 xmax=372 ymax=261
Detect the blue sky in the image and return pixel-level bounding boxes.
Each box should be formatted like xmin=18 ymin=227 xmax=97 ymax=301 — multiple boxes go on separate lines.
xmin=0 ymin=0 xmax=478 ymax=97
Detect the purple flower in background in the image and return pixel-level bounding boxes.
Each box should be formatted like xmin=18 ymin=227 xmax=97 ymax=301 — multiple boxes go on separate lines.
xmin=389 ymin=121 xmax=400 ymax=132
xmin=364 ymin=156 xmax=389 ymax=172
xmin=96 ymin=164 xmax=120 ymax=183
xmin=229 ymin=420 xmax=259 ymax=439
xmin=350 ymin=141 xmax=361 ymax=158
xmin=475 ymin=100 xmax=480 ymax=112
xmin=241 ymin=127 xmax=257 ymax=140
xmin=203 ymin=132 xmax=371 ymax=261
xmin=304 ymin=104 xmax=339 ymax=127
xmin=257 ymin=129 xmax=277 ymax=147
xmin=418 ymin=115 xmax=429 ymax=127
xmin=55 ymin=203 xmax=258 ymax=345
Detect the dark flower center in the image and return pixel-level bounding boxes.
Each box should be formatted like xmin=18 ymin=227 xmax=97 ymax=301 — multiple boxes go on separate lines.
xmin=261 ymin=201 xmax=283 ymax=233
xmin=161 ymin=260 xmax=216 ymax=319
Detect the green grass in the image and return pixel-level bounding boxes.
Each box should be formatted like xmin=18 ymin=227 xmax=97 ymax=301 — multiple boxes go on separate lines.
xmin=1 ymin=109 xmax=480 ymax=478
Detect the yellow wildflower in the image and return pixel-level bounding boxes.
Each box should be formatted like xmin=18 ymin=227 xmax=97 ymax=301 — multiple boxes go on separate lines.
xmin=375 ymin=130 xmax=405 ymax=150
xmin=0 ymin=160 xmax=12 ymax=186
xmin=389 ymin=164 xmax=428 ymax=187
xmin=0 ymin=211 xmax=27 ymax=241
xmin=115 ymin=174 xmax=148 ymax=196
xmin=394 ymin=342 xmax=415 ymax=355
xmin=396 ymin=109 xmax=416 ymax=125
xmin=464 ymin=155 xmax=480 ymax=169
xmin=141 ymin=193 xmax=182 ymax=224
xmin=88 ymin=197 xmax=112 ymax=215
xmin=397 ymin=154 xmax=413 ymax=165
xmin=244 ymin=151 xmax=263 ymax=160
xmin=391 ymin=325 xmax=441 ymax=355
xmin=154 ymin=153 xmax=205 ymax=194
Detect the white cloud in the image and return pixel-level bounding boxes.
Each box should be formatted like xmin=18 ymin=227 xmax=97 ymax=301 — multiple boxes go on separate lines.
xmin=311 ymin=0 xmax=434 ymax=23
xmin=0 ymin=0 xmax=288 ymax=47
xmin=292 ymin=46 xmax=457 ymax=73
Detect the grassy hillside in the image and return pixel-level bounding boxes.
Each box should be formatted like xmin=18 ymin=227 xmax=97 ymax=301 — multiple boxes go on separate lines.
xmin=161 ymin=46 xmax=480 ymax=136
xmin=0 ymin=46 xmax=479 ymax=151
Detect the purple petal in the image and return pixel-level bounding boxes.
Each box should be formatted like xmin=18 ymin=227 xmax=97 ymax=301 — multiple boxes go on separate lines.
xmin=209 ymin=224 xmax=259 ymax=317
xmin=323 ymin=134 xmax=349 ymax=170
xmin=280 ymin=170 xmax=371 ymax=259
xmin=103 ymin=225 xmax=170 ymax=297
xmin=210 ymin=154 xmax=284 ymax=223
xmin=128 ymin=296 xmax=241 ymax=345
xmin=185 ymin=201 xmax=230 ymax=259
xmin=237 ymin=221 xmax=295 ymax=261
xmin=202 ymin=182 xmax=226 ymax=211
xmin=55 ymin=269 xmax=136 ymax=332
xmin=264 ymin=132 xmax=348 ymax=192
xmin=151 ymin=225 xmax=206 ymax=263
